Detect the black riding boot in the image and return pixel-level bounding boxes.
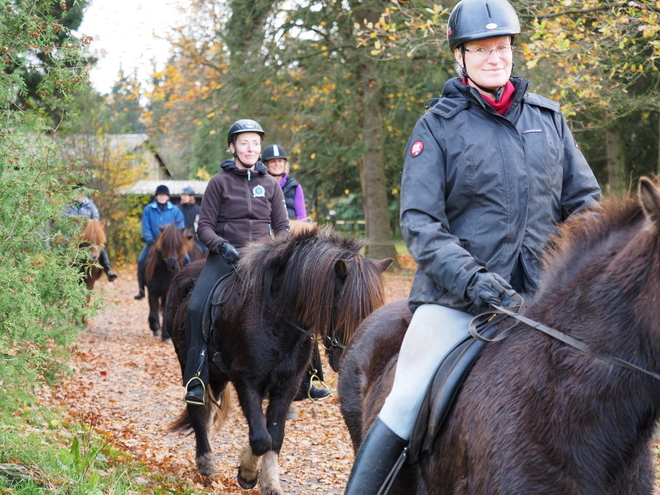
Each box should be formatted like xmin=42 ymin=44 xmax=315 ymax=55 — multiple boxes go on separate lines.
xmin=99 ymin=248 xmax=118 ymax=281
xmin=344 ymin=418 xmax=408 ymax=495
xmin=184 ymin=351 xmax=207 ymax=405
xmin=134 ymin=259 xmax=146 ymax=299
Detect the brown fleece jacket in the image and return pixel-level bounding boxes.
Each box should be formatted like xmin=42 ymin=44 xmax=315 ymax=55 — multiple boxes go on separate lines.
xmin=197 ymin=159 xmax=290 ymax=251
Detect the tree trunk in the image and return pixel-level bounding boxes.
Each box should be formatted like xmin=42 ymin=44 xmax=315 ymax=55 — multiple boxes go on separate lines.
xmin=353 ymin=2 xmax=399 ymax=266
xmin=359 ymin=74 xmax=398 ymax=264
xmin=605 ymin=125 xmax=625 ymax=197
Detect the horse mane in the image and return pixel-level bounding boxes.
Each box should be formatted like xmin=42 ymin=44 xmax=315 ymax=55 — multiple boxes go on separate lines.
xmin=145 ymin=224 xmax=193 ymax=281
xmin=82 ymin=219 xmax=106 ymax=247
xmin=530 ymin=183 xmax=660 ymax=338
xmin=229 ymin=225 xmax=387 ymax=346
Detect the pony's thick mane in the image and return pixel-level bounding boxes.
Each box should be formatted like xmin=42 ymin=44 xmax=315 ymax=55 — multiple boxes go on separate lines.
xmin=82 ymin=219 xmax=106 ymax=247
xmin=145 ymin=224 xmax=192 ymax=280
xmin=231 ymin=225 xmax=386 ymax=345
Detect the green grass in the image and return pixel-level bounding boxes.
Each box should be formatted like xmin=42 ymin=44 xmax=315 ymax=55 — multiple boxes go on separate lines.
xmin=0 ymin=386 xmax=200 ymax=494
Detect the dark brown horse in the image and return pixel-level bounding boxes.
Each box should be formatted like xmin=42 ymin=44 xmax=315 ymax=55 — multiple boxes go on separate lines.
xmin=165 ymin=225 xmax=391 ymax=495
xmin=145 ymin=224 xmax=194 ymax=338
xmin=339 ymin=177 xmax=660 ymax=495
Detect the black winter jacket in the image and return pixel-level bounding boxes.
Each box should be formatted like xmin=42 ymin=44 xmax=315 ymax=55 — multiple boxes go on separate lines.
xmin=400 ymin=77 xmax=601 ymax=315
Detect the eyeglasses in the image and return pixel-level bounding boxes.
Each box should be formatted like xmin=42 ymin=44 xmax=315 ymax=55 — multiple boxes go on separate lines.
xmin=463 ymin=45 xmax=514 ymax=60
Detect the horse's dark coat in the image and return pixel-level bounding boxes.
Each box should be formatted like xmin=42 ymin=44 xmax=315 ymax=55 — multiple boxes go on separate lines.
xmin=145 ymin=224 xmax=193 ymax=338
xmin=339 ymin=178 xmax=660 ymax=495
xmin=165 ymin=225 xmax=391 ymax=492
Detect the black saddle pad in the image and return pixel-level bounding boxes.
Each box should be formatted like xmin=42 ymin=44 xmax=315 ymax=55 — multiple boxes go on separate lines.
xmin=407 ymin=322 xmax=499 ymax=464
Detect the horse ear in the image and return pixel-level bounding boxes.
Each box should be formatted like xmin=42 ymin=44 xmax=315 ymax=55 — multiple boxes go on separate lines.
xmin=639 ymin=177 xmax=660 ymax=230
xmin=378 ymin=258 xmax=394 ymax=272
xmin=335 ymin=259 xmax=349 ymax=280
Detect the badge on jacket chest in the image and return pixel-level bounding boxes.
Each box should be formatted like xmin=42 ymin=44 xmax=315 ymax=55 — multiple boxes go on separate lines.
xmin=252 ymin=185 xmax=266 ymax=198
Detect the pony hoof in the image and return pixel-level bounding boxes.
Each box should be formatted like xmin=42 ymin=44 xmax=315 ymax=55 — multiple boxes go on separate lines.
xmin=162 ymin=337 xmax=172 ymax=344
xmin=237 ymin=469 xmax=258 ymax=489
xmin=196 ymin=453 xmax=217 ymax=477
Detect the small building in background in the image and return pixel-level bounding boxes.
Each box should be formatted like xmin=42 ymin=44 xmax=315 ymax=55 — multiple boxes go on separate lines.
xmin=121 ymin=180 xmax=209 ymax=206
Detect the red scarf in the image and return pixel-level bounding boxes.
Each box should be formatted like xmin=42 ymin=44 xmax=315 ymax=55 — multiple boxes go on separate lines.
xmin=462 ymin=79 xmax=515 ymax=115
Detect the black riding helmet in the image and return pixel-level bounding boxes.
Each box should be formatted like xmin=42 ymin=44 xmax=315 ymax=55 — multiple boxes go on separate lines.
xmin=227 ymin=119 xmax=265 ymax=146
xmin=447 ymin=0 xmax=520 ymax=51
xmin=262 ymin=144 xmax=288 ymax=162
xmin=448 ymin=0 xmax=520 ymax=101
xmin=227 ymin=119 xmax=265 ymax=169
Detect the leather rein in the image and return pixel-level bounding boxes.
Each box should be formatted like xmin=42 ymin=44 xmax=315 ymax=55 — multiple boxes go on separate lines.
xmin=469 ymin=293 xmax=660 ymax=382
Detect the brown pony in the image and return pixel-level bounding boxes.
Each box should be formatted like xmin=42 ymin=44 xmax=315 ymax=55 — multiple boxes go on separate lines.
xmin=78 ymin=219 xmax=107 ymax=290
xmin=339 ymin=177 xmax=660 ymax=495
xmin=74 ymin=218 xmax=107 ymax=330
xmin=145 ymin=224 xmax=194 ymax=338
xmin=165 ymin=225 xmax=391 ymax=495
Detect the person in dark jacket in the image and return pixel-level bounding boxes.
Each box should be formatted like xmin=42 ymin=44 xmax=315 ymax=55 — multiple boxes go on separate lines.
xmin=66 ymin=186 xmax=118 ymax=282
xmin=263 ymin=144 xmax=308 ymax=221
xmin=184 ymin=119 xmax=290 ymax=405
xmin=343 ymin=0 xmax=602 ymax=493
xmin=263 ymin=143 xmax=330 ymax=402
xmin=179 ymin=186 xmax=206 ymax=253
xmin=134 ymin=185 xmax=185 ymax=300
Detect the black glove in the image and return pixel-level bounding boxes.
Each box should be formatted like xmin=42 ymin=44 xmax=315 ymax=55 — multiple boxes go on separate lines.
xmin=467 ymin=271 xmax=512 ymax=308
xmin=218 ymin=241 xmax=240 ymax=264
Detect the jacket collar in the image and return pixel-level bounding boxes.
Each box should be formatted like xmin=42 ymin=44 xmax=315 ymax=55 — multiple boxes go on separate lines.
xmin=220 ymin=159 xmax=268 ymax=175
xmin=441 ymin=76 xmax=529 ymax=113
xmin=149 ymin=200 xmax=173 ymax=209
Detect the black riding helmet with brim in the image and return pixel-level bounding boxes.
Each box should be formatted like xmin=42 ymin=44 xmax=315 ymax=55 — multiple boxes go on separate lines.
xmin=447 ymin=0 xmax=520 ymax=99
xmin=227 ymin=119 xmax=265 ymax=169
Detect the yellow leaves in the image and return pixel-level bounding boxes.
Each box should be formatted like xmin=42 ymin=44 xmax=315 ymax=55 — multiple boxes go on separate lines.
xmin=209 ymin=130 xmax=216 ymax=135
xmin=206 ymin=111 xmax=215 ymax=119
xmin=196 ymin=168 xmax=211 ymax=181
xmin=310 ymin=153 xmax=316 ymax=159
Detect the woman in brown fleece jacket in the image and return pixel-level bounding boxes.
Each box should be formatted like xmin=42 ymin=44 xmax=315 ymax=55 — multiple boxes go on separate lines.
xmin=183 ymin=119 xmax=290 ymax=405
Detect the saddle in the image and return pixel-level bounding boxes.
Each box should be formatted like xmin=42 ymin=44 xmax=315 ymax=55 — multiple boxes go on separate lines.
xmin=200 ymin=271 xmax=235 ymax=375
xmin=407 ymin=316 xmax=502 ymax=464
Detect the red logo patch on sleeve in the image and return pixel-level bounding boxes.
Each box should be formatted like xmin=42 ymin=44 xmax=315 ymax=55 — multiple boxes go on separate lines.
xmin=410 ymin=141 xmax=424 ymax=157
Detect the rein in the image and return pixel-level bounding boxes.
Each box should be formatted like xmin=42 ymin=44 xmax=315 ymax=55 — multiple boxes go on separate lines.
xmin=469 ymin=293 xmax=660 ymax=382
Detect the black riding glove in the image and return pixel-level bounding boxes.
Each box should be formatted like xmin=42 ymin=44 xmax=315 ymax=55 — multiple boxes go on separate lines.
xmin=467 ymin=271 xmax=512 ymax=308
xmin=218 ymin=241 xmax=240 ymax=264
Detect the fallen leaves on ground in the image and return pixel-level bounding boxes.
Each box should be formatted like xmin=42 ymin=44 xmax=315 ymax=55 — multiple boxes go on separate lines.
xmin=48 ymin=260 xmax=414 ymax=494
xmin=47 ymin=258 xmax=660 ymax=494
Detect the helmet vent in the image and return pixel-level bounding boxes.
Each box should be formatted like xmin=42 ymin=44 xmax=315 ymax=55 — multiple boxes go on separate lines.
xmin=486 ymin=2 xmax=492 ymax=19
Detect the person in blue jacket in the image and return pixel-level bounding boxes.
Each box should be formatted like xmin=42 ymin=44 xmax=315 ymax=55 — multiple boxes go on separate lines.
xmin=343 ymin=0 xmax=601 ymax=493
xmin=134 ymin=184 xmax=185 ymax=300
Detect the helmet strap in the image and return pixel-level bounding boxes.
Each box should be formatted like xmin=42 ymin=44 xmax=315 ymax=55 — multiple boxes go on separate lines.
xmin=230 ymin=140 xmax=256 ymax=169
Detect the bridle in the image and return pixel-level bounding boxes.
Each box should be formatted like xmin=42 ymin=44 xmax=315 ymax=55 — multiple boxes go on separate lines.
xmin=469 ymin=292 xmax=660 ymax=382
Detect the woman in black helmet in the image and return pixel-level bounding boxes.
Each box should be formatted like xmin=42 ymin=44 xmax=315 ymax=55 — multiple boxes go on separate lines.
xmin=262 ymin=143 xmax=331 ymax=402
xmin=183 ymin=119 xmax=290 ymax=405
xmin=343 ymin=0 xmax=601 ymax=493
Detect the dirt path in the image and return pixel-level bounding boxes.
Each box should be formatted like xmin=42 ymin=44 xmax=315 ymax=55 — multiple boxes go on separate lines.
xmin=50 ymin=264 xmax=413 ymax=494
xmin=50 ymin=262 xmax=660 ymax=493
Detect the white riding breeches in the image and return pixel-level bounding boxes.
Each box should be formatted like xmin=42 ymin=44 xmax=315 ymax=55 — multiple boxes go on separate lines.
xmin=378 ymin=304 xmax=473 ymax=440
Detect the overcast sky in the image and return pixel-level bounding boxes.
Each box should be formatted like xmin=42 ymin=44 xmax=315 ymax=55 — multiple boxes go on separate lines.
xmin=78 ymin=0 xmax=189 ymax=95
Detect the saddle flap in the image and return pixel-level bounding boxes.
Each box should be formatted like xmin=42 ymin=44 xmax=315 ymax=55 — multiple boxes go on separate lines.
xmin=407 ymin=324 xmax=498 ymax=464
xmin=201 ymin=272 xmax=235 ymax=342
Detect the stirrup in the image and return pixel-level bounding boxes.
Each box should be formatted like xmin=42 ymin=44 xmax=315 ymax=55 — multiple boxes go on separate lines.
xmin=305 ymin=370 xmax=331 ymax=402
xmin=184 ymin=376 xmax=206 ymax=405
